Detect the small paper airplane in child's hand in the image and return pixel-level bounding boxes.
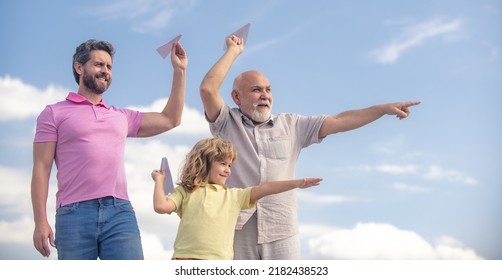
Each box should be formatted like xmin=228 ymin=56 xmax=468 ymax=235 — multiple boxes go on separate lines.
xmin=160 ymin=157 xmax=175 ymax=195
xmin=223 ymin=23 xmax=251 ymax=51
xmin=156 ymin=34 xmax=182 ymax=59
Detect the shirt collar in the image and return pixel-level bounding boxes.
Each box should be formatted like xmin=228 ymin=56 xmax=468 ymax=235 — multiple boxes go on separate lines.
xmin=66 ymin=92 xmax=109 ymax=108
xmin=201 ymin=183 xmax=227 ymax=191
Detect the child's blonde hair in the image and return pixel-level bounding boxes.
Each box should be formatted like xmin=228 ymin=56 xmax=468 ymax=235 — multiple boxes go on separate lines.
xmin=177 ymin=138 xmax=237 ymax=192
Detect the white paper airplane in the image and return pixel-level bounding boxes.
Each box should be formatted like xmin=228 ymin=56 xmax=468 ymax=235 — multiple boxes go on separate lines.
xmin=156 ymin=34 xmax=182 ymax=59
xmin=160 ymin=157 xmax=175 ymax=195
xmin=223 ymin=23 xmax=251 ymax=51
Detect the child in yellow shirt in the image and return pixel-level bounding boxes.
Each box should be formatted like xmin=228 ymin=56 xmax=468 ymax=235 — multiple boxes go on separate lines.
xmin=151 ymin=137 xmax=322 ymax=260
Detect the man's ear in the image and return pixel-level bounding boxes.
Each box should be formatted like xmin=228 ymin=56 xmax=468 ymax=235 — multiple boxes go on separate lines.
xmin=74 ymin=61 xmax=83 ymax=75
xmin=231 ymin=90 xmax=241 ymax=105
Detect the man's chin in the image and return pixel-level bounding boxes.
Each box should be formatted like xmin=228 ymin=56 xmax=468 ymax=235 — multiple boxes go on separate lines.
xmin=251 ymin=113 xmax=271 ymax=123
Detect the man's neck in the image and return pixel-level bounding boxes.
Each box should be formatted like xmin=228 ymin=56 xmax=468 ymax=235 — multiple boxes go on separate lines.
xmin=77 ymin=88 xmax=103 ymax=105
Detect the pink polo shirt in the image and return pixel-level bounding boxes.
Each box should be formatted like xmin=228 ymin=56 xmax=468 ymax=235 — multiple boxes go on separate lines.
xmin=34 ymin=92 xmax=143 ymax=208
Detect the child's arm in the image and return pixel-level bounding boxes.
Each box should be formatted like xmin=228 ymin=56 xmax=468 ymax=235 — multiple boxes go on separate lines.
xmin=250 ymin=178 xmax=322 ymax=204
xmin=151 ymin=170 xmax=177 ymax=214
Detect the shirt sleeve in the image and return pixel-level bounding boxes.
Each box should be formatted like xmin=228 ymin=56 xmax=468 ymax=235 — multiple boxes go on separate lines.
xmin=295 ymin=114 xmax=328 ymax=148
xmin=208 ymin=103 xmax=230 ymax=137
xmin=118 ymin=108 xmax=143 ymax=137
xmin=169 ymin=187 xmax=185 ymax=217
xmin=34 ymin=106 xmax=58 ymax=142
xmin=238 ymin=187 xmax=255 ymax=210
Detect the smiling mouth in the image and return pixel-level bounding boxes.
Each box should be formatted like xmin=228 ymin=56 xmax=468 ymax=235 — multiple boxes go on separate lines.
xmin=256 ymin=103 xmax=270 ymax=110
xmin=96 ymin=73 xmax=108 ymax=82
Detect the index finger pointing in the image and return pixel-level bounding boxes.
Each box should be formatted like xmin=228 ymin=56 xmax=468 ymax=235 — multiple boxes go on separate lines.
xmin=407 ymin=100 xmax=421 ymax=107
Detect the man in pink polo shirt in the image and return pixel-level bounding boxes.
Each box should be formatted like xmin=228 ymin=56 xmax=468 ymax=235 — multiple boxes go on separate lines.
xmin=31 ymin=39 xmax=187 ymax=259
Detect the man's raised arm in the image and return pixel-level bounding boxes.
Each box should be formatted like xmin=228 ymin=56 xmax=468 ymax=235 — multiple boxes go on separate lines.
xmin=200 ymin=35 xmax=244 ymax=122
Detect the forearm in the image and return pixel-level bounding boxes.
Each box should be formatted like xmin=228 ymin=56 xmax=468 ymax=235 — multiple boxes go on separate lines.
xmin=250 ymin=179 xmax=301 ymax=203
xmin=336 ymin=105 xmax=386 ymax=130
xmin=153 ymin=181 xmax=168 ymax=213
xmin=153 ymin=179 xmax=177 ymax=214
xmin=319 ymin=105 xmax=386 ymax=137
xmin=31 ymin=143 xmax=54 ymax=226
xmin=31 ymin=171 xmax=50 ymax=226
xmin=163 ymin=67 xmax=186 ymax=126
xmin=200 ymin=49 xmax=240 ymax=97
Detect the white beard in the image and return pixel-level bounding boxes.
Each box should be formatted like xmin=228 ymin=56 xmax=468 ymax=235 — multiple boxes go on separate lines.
xmin=250 ymin=101 xmax=272 ymax=123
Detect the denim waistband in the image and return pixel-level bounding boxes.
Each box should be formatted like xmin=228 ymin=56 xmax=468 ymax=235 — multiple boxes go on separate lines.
xmin=78 ymin=196 xmax=118 ymax=206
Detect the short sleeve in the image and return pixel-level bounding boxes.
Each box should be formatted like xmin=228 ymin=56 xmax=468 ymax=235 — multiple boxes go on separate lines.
xmin=117 ymin=108 xmax=143 ymax=137
xmin=34 ymin=106 xmax=58 ymax=142
xmin=169 ymin=187 xmax=186 ymax=217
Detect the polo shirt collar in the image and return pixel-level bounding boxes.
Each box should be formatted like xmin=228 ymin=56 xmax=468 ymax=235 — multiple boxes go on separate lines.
xmin=66 ymin=92 xmax=109 ymax=108
xmin=202 ymin=183 xmax=227 ymax=191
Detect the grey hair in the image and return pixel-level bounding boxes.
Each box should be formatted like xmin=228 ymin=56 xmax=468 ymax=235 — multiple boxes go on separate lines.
xmin=72 ymin=39 xmax=115 ymax=85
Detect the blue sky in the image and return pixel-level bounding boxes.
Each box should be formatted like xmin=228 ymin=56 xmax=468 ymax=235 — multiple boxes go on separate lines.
xmin=0 ymin=0 xmax=501 ymax=260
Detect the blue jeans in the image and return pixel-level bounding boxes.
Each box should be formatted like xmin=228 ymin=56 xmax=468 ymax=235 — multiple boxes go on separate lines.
xmin=55 ymin=196 xmax=144 ymax=260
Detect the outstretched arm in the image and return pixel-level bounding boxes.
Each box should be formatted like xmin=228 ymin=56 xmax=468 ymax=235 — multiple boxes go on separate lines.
xmin=200 ymin=35 xmax=244 ymax=122
xmin=250 ymin=178 xmax=322 ymax=204
xmin=138 ymin=42 xmax=188 ymax=137
xmin=151 ymin=170 xmax=177 ymax=214
xmin=319 ymin=101 xmax=421 ymax=138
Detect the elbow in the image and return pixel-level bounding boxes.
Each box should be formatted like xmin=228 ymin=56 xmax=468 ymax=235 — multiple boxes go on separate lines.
xmin=199 ymin=85 xmax=210 ymax=98
xmin=171 ymin=117 xmax=182 ymax=128
xmin=153 ymin=205 xmax=163 ymax=214
xmin=154 ymin=205 xmax=171 ymax=214
xmin=199 ymin=81 xmax=216 ymax=99
xmin=162 ymin=112 xmax=182 ymax=130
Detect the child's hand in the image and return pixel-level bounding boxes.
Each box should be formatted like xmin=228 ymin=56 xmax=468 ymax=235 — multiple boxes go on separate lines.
xmin=298 ymin=178 xmax=323 ymax=189
xmin=151 ymin=169 xmax=165 ymax=182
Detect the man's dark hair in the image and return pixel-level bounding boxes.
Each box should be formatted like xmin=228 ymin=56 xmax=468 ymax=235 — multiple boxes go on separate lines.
xmin=72 ymin=39 xmax=115 ymax=85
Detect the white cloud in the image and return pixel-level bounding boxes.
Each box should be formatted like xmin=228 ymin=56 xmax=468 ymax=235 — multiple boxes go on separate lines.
xmin=127 ymin=99 xmax=211 ymax=135
xmin=0 ymin=75 xmax=68 ymax=121
xmin=140 ymin=231 xmax=174 ymax=259
xmin=298 ymin=192 xmax=356 ymax=204
xmin=346 ymin=163 xmax=418 ymax=175
xmin=88 ymin=0 xmax=196 ymax=34
xmin=424 ymin=165 xmax=478 ymax=186
xmin=434 ymin=236 xmax=482 ymax=260
xmin=0 ymin=165 xmax=58 ymax=258
xmin=0 ymin=165 xmax=57 ymax=215
xmin=375 ymin=164 xmax=418 ymax=175
xmin=0 ymin=166 xmax=32 ymax=206
xmin=344 ymin=163 xmax=477 ymax=187
xmin=390 ymin=182 xmax=431 ymax=193
xmin=0 ymin=216 xmax=34 ymax=244
xmin=302 ymin=222 xmax=483 ymax=259
xmin=370 ymin=18 xmax=462 ymax=64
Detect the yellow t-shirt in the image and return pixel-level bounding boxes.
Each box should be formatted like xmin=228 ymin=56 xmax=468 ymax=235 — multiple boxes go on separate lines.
xmin=168 ymin=184 xmax=255 ymax=260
